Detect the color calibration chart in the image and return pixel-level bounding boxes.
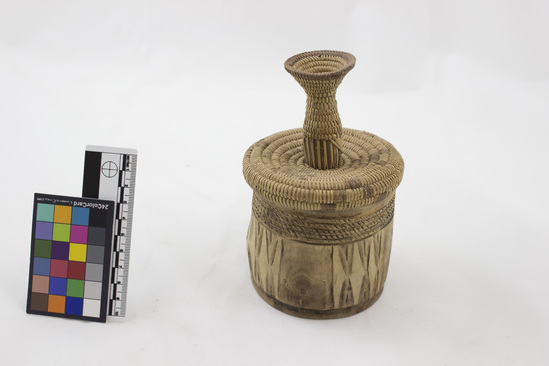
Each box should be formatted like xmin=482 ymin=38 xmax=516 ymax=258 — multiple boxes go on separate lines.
xmin=27 ymin=194 xmax=115 ymax=322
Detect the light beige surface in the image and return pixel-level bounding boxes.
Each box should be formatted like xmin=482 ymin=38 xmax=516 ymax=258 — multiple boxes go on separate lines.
xmin=243 ymin=51 xmax=404 ymax=318
xmin=2 ymin=1 xmax=548 ymax=364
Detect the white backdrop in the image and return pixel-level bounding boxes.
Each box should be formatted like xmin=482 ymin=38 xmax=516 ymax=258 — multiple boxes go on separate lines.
xmin=1 ymin=1 xmax=548 ymax=365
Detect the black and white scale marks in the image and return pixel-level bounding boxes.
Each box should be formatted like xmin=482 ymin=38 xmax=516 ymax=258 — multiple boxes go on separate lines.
xmin=82 ymin=146 xmax=137 ymax=318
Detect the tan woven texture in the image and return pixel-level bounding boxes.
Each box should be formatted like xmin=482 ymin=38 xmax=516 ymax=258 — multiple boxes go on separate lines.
xmin=243 ymin=50 xmax=405 ymax=318
xmin=243 ymin=128 xmax=404 ymax=211
xmin=284 ymin=50 xmax=356 ymax=169
xmin=244 ymin=50 xmax=404 ymax=211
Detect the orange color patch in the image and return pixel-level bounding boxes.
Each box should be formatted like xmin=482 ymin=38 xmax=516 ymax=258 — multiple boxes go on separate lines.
xmin=54 ymin=205 xmax=72 ymax=224
xmin=48 ymin=295 xmax=65 ymax=313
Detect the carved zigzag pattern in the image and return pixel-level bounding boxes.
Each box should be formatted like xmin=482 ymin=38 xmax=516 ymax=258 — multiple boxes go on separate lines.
xmin=247 ymin=215 xmax=283 ymax=299
xmin=332 ymin=222 xmax=392 ymax=309
xmin=247 ymin=213 xmax=393 ymax=311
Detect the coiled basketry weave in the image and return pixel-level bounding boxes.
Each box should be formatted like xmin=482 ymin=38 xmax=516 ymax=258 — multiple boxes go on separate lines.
xmin=243 ymin=50 xmax=404 ymax=319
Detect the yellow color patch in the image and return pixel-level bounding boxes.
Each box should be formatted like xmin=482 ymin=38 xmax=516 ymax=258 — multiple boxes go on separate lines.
xmin=69 ymin=243 xmax=87 ymax=262
xmin=54 ymin=205 xmax=72 ymax=224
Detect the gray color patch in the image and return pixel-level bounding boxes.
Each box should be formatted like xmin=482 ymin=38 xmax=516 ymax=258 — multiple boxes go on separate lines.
xmin=86 ymin=245 xmax=104 ymax=264
xmin=84 ymin=281 xmax=102 ymax=300
xmin=85 ymin=263 xmax=103 ymax=282
xmin=88 ymin=227 xmax=106 ymax=246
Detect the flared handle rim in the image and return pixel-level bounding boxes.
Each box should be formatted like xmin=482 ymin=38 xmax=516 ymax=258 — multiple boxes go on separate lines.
xmin=284 ymin=50 xmax=356 ymax=81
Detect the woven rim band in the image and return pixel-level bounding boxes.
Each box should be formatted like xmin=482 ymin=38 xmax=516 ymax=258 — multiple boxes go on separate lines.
xmin=252 ymin=193 xmax=395 ymax=244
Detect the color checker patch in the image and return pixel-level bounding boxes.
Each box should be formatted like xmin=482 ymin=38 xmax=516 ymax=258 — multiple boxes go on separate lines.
xmin=27 ymin=193 xmax=114 ymax=322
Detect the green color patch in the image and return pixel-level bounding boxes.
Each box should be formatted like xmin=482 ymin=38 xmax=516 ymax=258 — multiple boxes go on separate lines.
xmin=52 ymin=223 xmax=71 ymax=242
xmin=66 ymin=279 xmax=85 ymax=298
xmin=34 ymin=240 xmax=52 ymax=258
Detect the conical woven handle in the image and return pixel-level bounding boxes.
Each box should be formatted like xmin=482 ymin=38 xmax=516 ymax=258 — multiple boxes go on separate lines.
xmin=284 ymin=50 xmax=356 ymax=170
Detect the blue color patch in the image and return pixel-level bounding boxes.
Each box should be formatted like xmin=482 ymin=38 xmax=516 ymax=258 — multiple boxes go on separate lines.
xmin=65 ymin=297 xmax=84 ymax=316
xmin=33 ymin=257 xmax=51 ymax=276
xmin=49 ymin=277 xmax=67 ymax=296
xmin=71 ymin=207 xmax=90 ymax=226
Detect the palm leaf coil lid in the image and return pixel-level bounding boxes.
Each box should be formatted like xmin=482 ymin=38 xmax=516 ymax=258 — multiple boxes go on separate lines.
xmin=243 ymin=50 xmax=404 ymax=212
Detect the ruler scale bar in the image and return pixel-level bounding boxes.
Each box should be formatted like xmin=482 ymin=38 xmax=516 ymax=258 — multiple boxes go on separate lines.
xmin=83 ymin=146 xmax=137 ymax=318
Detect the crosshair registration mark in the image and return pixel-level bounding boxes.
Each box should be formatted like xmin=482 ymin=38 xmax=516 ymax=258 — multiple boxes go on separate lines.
xmin=102 ymin=161 xmax=118 ymax=178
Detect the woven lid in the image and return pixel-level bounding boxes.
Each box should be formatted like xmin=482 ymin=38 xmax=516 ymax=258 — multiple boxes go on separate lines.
xmin=243 ymin=128 xmax=404 ymax=211
xmin=243 ymin=51 xmax=404 ymax=211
